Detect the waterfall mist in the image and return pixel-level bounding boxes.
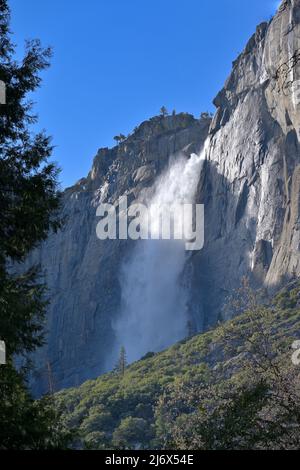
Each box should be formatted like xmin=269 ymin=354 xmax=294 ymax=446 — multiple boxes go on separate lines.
xmin=111 ymin=143 xmax=207 ymax=365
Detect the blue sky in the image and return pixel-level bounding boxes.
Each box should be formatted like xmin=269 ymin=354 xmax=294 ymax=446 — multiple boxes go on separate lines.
xmin=10 ymin=0 xmax=279 ymax=188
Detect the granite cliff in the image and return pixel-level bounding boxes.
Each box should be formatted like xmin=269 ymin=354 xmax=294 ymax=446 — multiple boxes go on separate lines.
xmin=28 ymin=113 xmax=210 ymax=394
xmin=28 ymin=0 xmax=300 ymax=394
xmin=190 ymin=0 xmax=300 ymax=329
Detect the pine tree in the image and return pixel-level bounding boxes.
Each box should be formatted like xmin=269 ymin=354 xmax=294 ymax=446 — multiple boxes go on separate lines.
xmin=0 ymin=0 xmax=71 ymax=449
xmin=113 ymin=133 xmax=126 ymax=144
xmin=115 ymin=346 xmax=127 ymax=376
xmin=160 ymin=106 xmax=168 ymax=117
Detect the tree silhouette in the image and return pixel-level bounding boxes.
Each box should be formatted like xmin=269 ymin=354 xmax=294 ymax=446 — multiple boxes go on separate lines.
xmin=113 ymin=134 xmax=126 ymax=144
xmin=115 ymin=346 xmax=127 ymax=376
xmin=160 ymin=106 xmax=168 ymax=117
xmin=0 ymin=0 xmax=71 ymax=449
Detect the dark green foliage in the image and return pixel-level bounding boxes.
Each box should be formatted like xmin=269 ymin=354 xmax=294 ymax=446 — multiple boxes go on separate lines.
xmin=0 ymin=267 xmax=46 ymax=356
xmin=113 ymin=134 xmax=126 ymax=144
xmin=0 ymin=0 xmax=69 ymax=449
xmin=0 ymin=38 xmax=61 ymax=261
xmin=56 ymin=281 xmax=300 ymax=450
xmin=160 ymin=106 xmax=168 ymax=117
xmin=112 ymin=417 xmax=154 ymax=449
xmin=0 ymin=363 xmax=73 ymax=450
xmin=115 ymin=346 xmax=127 ymax=376
xmin=140 ymin=351 xmax=155 ymax=360
xmin=155 ymin=281 xmax=300 ymax=450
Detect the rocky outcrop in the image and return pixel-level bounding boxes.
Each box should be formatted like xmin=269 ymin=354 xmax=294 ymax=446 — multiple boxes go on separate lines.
xmin=27 ymin=114 xmax=210 ymax=395
xmin=28 ymin=0 xmax=300 ymax=394
xmin=189 ymin=0 xmax=300 ymax=329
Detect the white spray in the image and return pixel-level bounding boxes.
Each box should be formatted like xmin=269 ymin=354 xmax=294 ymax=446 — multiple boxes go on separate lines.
xmin=112 ymin=141 xmax=208 ymax=364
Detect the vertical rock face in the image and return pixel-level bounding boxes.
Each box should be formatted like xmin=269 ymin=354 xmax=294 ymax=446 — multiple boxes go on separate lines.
xmin=190 ymin=0 xmax=300 ymax=328
xmin=28 ymin=114 xmax=211 ymax=395
xmin=29 ymin=0 xmax=300 ymax=394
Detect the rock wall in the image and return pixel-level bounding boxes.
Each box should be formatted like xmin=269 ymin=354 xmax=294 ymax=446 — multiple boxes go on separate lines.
xmin=28 ymin=114 xmax=210 ymax=394
xmin=28 ymin=0 xmax=300 ymax=394
xmin=190 ymin=0 xmax=300 ymax=329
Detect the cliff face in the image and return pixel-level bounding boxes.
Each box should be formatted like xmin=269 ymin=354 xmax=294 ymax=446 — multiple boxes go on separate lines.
xmin=28 ymin=114 xmax=210 ymax=394
xmin=190 ymin=0 xmax=300 ymax=328
xmin=29 ymin=0 xmax=300 ymax=394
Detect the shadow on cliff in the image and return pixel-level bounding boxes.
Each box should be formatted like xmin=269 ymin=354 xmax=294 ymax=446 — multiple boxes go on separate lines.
xmin=188 ymin=158 xmax=258 ymax=332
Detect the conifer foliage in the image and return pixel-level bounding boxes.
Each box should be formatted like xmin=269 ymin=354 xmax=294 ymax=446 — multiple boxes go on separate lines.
xmin=0 ymin=0 xmax=70 ymax=449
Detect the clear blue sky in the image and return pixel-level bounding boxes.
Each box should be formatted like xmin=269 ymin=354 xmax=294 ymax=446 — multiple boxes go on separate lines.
xmin=10 ymin=0 xmax=280 ymax=188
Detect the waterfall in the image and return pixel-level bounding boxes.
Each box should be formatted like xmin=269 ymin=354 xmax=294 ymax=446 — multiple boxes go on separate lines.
xmin=112 ymin=141 xmax=208 ymax=364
